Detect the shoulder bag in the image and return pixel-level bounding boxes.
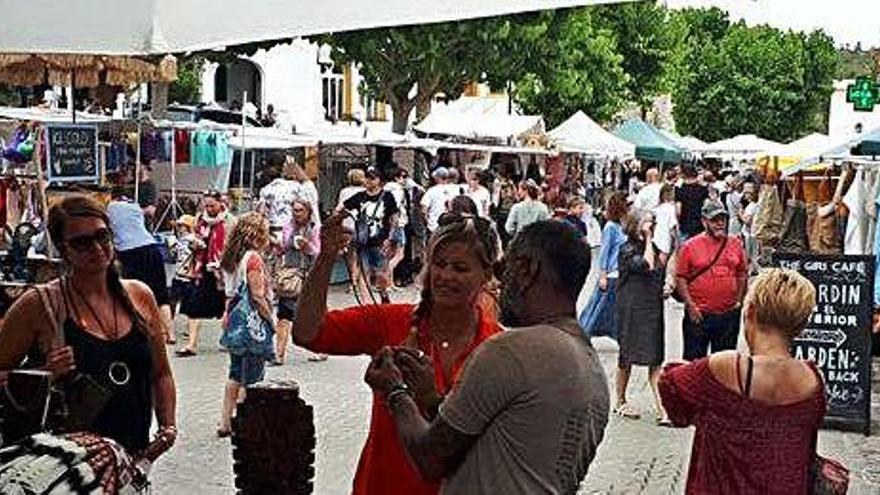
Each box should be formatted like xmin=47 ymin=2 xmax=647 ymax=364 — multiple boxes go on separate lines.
xmin=671 ymin=235 xmax=728 ymax=303
xmin=0 ymin=283 xmax=112 ymax=447
xmin=221 ymin=253 xmax=275 ymax=357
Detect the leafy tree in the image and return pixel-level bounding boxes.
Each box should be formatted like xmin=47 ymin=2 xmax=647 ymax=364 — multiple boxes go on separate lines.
xmin=594 ymin=1 xmax=675 ymax=117
xmin=670 ymin=16 xmax=838 ymax=142
xmin=169 ymin=56 xmax=204 ymax=105
xmin=511 ymin=9 xmax=629 ymax=127
xmin=316 ymin=22 xmax=503 ymax=133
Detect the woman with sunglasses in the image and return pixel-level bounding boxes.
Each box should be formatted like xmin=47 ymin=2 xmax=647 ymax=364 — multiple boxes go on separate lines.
xmin=0 ymin=194 xmax=177 ymax=482
xmin=273 ymin=198 xmax=325 ymax=365
xmin=614 ymin=208 xmax=669 ymax=424
xmin=294 ymin=211 xmax=501 ymax=495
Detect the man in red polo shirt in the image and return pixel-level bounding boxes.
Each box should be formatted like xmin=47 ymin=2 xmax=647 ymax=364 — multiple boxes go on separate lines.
xmin=676 ymin=201 xmax=747 ymax=360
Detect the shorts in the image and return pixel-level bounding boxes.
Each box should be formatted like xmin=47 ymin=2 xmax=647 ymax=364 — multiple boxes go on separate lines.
xmin=359 ymin=246 xmax=388 ymax=272
xmin=229 ymin=354 xmax=266 ymax=386
xmin=276 ymin=298 xmax=298 ymax=322
xmin=390 ymin=228 xmax=406 ymax=246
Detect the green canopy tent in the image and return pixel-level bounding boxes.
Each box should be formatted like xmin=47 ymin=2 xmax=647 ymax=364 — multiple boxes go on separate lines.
xmin=613 ymin=119 xmax=684 ymax=163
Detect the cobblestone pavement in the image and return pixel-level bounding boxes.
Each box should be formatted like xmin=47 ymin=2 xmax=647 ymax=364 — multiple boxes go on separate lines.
xmin=152 ymin=283 xmax=880 ymax=494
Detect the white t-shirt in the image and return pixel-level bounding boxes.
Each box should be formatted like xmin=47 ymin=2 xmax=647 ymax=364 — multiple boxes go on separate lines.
xmin=652 ymin=202 xmax=679 ymax=254
xmin=743 ymin=202 xmax=759 ymax=237
xmin=259 ymin=178 xmax=305 ymax=228
xmin=421 ymin=183 xmax=462 ymax=231
xmin=384 ymin=181 xmax=409 ymax=227
xmin=635 ymin=183 xmax=662 ymax=211
xmin=467 ymin=186 xmax=492 ymax=218
xmin=301 ymin=179 xmax=321 ymax=226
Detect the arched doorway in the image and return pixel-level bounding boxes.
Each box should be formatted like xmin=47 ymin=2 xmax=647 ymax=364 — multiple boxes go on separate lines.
xmin=213 ymin=59 xmax=262 ymax=109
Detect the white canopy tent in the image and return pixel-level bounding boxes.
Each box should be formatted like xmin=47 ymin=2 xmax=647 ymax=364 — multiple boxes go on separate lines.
xmin=782 ymin=129 xmax=879 ymax=177
xmin=679 ymin=135 xmax=708 ymax=153
xmin=703 ymin=134 xmax=786 ymax=160
xmin=0 ymin=0 xmax=629 ymax=55
xmin=781 ymin=132 xmax=833 ymax=157
xmin=548 ymin=111 xmax=635 ymax=157
xmin=414 ymin=97 xmax=545 ymax=144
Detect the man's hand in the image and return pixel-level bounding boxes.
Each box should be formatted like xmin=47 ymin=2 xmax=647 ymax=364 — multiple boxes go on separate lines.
xmin=598 ymin=273 xmax=608 ymax=292
xmin=394 ymin=347 xmax=441 ymax=411
xmin=320 ymin=212 xmax=352 ymax=257
xmin=365 ymin=347 xmax=405 ymax=397
xmin=382 ymin=239 xmax=394 ymax=258
xmin=685 ymin=303 xmax=703 ymax=324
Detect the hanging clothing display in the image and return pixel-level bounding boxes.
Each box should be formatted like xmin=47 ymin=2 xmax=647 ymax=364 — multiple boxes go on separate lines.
xmin=842 ymin=169 xmax=868 ymax=255
xmin=865 ymin=170 xmax=880 ymax=255
xmin=160 ymin=130 xmax=174 ymax=162
xmin=140 ymin=130 xmax=162 ymax=164
xmin=752 ymin=183 xmax=784 ymax=265
xmin=190 ymin=130 xmax=232 ymax=168
xmin=174 ymin=129 xmax=190 ymax=164
xmin=778 ymin=199 xmax=808 ymax=253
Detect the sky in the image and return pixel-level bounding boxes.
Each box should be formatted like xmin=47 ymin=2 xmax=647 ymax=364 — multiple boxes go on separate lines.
xmin=665 ymin=0 xmax=880 ymax=48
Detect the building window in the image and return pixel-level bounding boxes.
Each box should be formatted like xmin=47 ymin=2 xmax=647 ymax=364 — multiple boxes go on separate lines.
xmin=214 ymin=65 xmax=228 ymax=103
xmin=321 ymin=64 xmax=345 ymax=122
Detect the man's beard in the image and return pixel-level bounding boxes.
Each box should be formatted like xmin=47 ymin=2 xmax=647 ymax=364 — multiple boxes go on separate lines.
xmin=499 ymin=284 xmax=525 ymax=327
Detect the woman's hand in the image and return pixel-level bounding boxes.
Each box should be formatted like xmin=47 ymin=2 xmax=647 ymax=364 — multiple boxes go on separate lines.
xmin=393 ymin=347 xmax=441 ymax=411
xmin=320 ymin=213 xmax=352 ymax=257
xmin=42 ymin=345 xmax=75 ymax=379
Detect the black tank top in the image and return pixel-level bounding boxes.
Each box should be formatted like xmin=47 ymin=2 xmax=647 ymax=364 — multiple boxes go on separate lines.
xmin=61 ymin=290 xmax=154 ymax=452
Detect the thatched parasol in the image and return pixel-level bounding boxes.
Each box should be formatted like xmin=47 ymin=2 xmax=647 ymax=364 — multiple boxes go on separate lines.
xmin=0 ymin=53 xmax=177 ymax=88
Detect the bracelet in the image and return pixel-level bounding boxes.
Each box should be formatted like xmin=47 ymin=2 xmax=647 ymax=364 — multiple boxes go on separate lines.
xmin=385 ymin=384 xmax=413 ymax=407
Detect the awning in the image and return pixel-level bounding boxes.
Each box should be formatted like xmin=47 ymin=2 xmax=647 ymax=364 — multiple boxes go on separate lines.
xmin=548 ymin=111 xmax=634 ymax=157
xmin=703 ymin=134 xmax=786 ymax=160
xmin=414 ymin=97 xmax=545 ymax=144
xmin=0 ymin=0 xmax=631 ymax=56
xmin=613 ymin=119 xmax=684 ymax=163
xmin=784 ymin=127 xmax=880 ymax=176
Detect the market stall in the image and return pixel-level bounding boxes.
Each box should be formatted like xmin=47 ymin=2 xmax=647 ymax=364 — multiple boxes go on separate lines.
xmin=549 ymin=111 xmax=635 ymax=158
xmin=613 ymin=118 xmax=685 ymax=163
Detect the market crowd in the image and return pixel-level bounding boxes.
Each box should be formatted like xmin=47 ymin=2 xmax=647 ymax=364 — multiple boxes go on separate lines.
xmin=0 ymin=150 xmax=851 ymax=494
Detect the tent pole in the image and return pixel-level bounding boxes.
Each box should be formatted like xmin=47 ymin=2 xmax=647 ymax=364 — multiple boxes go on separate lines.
xmin=134 ymin=120 xmax=141 ymax=204
xmin=71 ymin=71 xmax=76 ymax=124
xmin=240 ymin=91 xmax=247 ymax=198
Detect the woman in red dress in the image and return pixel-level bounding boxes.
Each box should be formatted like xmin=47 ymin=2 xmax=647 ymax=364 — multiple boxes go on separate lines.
xmin=660 ymin=268 xmax=825 ymax=494
xmin=294 ymin=211 xmax=501 ymax=495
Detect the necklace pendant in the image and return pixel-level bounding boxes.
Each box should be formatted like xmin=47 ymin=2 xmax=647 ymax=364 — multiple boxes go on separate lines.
xmin=440 ymin=341 xmax=450 ymax=350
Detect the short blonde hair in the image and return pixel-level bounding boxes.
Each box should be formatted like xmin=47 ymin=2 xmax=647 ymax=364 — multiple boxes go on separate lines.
xmin=348 ymin=168 xmax=365 ymax=187
xmin=744 ymin=268 xmax=816 ymax=340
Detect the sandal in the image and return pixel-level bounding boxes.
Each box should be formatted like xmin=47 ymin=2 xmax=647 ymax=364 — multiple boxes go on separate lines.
xmin=175 ymin=348 xmax=197 ymax=357
xmin=216 ymin=427 xmax=232 ymax=438
xmin=308 ymin=353 xmax=329 ymax=362
xmin=614 ymin=403 xmax=641 ymax=420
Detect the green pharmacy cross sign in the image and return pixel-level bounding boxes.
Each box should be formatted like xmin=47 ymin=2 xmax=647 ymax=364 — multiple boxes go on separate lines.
xmin=846 ymin=76 xmax=880 ymax=112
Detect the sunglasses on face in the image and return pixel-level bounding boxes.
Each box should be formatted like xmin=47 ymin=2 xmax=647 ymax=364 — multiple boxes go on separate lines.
xmin=65 ymin=228 xmax=113 ymax=252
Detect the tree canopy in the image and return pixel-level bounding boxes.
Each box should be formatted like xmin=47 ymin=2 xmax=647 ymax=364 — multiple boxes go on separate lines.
xmin=669 ymin=13 xmax=838 ymax=142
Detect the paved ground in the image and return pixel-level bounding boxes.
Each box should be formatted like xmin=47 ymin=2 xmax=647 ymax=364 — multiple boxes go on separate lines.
xmin=152 ymin=282 xmax=880 ymax=494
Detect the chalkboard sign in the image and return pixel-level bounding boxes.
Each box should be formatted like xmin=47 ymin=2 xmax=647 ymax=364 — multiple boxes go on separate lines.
xmin=45 ymin=124 xmax=99 ymax=183
xmin=774 ymin=253 xmax=874 ymax=434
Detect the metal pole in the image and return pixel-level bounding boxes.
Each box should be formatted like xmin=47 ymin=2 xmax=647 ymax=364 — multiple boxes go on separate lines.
xmin=134 ymin=120 xmax=141 ymax=203
xmin=240 ymin=91 xmax=247 ymax=195
xmin=71 ymin=71 xmax=76 ymax=124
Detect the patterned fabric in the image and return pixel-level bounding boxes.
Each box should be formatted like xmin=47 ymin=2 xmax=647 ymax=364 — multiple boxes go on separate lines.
xmin=0 ymin=432 xmax=144 ymax=494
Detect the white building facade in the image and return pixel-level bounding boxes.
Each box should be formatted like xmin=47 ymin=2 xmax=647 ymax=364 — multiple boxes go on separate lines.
xmin=828 ymin=79 xmax=880 ymax=138
xmin=199 ymin=39 xmax=391 ymax=133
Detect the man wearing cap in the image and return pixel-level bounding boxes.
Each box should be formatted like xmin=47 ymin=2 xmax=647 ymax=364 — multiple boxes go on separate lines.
xmin=343 ymin=167 xmax=400 ymax=303
xmin=675 ymin=201 xmax=748 ymax=360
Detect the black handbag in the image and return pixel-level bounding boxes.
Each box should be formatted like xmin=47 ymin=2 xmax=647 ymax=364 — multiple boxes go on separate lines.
xmin=0 ymin=283 xmax=113 ymax=446
xmin=0 ymin=369 xmax=52 ymax=447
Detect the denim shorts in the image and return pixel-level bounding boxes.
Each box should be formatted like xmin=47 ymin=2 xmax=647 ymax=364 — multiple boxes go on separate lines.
xmin=229 ymin=354 xmax=266 ymax=386
xmin=359 ymin=246 xmax=388 ymax=272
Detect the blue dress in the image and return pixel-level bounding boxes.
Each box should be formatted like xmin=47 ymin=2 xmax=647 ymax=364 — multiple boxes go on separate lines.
xmin=579 ymin=221 xmax=627 ymax=340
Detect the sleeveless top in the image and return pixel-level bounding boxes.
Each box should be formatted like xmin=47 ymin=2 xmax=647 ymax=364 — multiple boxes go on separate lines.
xmin=37 ymin=279 xmax=154 ymax=452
